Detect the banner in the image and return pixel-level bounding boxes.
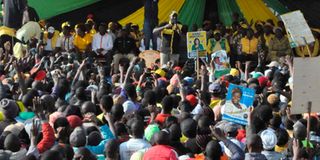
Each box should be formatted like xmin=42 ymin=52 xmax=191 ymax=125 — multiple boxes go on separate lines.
xmin=28 ymin=0 xmax=101 ymax=20
xmin=221 ymin=84 xmax=255 ymax=125
xmin=187 ymin=31 xmax=207 ymax=58
xmin=178 ymin=0 xmax=206 ymax=30
xmin=119 ymin=0 xmax=185 ymax=29
xmin=280 ymin=10 xmax=315 ymax=48
xmin=292 ymin=56 xmax=320 ymax=114
xmin=236 ymin=0 xmax=278 ymax=23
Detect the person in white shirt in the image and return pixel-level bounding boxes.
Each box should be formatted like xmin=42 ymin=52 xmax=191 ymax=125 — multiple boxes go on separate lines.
xmin=56 ymin=25 xmax=74 ymax=54
xmin=92 ymin=23 xmax=113 ymax=64
xmin=119 ymin=119 xmax=151 ymax=160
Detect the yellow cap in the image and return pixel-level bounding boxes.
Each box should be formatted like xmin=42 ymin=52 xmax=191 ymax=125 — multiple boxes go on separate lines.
xmin=155 ymin=69 xmax=166 ymax=77
xmin=230 ymin=68 xmax=239 ymax=77
xmin=86 ymin=18 xmax=94 ymax=24
xmin=61 ymin=22 xmax=71 ymax=29
xmin=213 ymin=30 xmax=220 ymax=35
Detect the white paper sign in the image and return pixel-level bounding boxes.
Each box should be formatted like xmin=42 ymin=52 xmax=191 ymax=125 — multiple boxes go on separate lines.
xmin=280 ymin=10 xmax=315 ymax=48
xmin=292 ymin=56 xmax=320 ymax=114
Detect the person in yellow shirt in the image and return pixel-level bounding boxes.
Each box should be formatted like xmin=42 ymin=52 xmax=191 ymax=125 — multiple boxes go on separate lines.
xmin=263 ymin=23 xmax=274 ymax=48
xmin=86 ymin=18 xmax=96 ymax=37
xmin=207 ymin=30 xmax=230 ymax=55
xmin=209 ymin=82 xmax=222 ymax=109
xmin=73 ymin=24 xmax=93 ymax=61
xmin=129 ymin=24 xmax=142 ymax=48
xmin=268 ymin=28 xmax=292 ymax=61
xmin=238 ymin=28 xmax=259 ymax=79
xmin=42 ymin=26 xmax=60 ymax=56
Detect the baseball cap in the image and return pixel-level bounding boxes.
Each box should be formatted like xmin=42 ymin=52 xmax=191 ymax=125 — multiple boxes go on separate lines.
xmin=154 ymin=69 xmax=166 ymax=77
xmin=266 ymin=61 xmax=280 ymax=68
xmin=183 ymin=77 xmax=194 ymax=86
xmin=173 ymin=66 xmax=182 ymax=71
xmin=229 ymin=68 xmax=239 ymax=77
xmin=48 ymin=26 xmax=55 ymax=33
xmin=144 ymin=124 xmax=160 ymax=141
xmin=35 ymin=70 xmax=46 ymax=81
xmin=209 ymin=82 xmax=221 ymax=93
xmin=186 ymin=94 xmax=197 ymax=107
xmin=250 ymin=71 xmax=263 ymax=79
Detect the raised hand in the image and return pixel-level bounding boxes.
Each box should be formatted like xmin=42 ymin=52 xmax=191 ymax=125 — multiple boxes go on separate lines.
xmin=200 ymin=65 xmax=208 ymax=76
xmin=32 ymin=97 xmax=47 ymax=120
xmin=31 ymin=119 xmax=41 ymax=145
xmin=247 ymin=106 xmax=254 ymax=125
xmin=292 ymin=138 xmax=300 ymax=160
xmin=285 ymin=55 xmax=293 ymax=65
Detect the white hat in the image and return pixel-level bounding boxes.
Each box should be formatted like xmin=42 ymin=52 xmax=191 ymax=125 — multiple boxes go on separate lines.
xmin=260 ymin=129 xmax=278 ymax=150
xmin=48 ymin=26 xmax=55 ymax=33
xmin=266 ymin=61 xmax=280 ymax=68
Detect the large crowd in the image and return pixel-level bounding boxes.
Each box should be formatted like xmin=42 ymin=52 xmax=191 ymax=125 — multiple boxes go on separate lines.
xmin=0 ymin=1 xmax=319 ymax=160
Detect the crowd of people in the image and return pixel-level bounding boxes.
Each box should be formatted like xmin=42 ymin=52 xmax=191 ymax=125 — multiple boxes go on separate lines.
xmin=0 ymin=1 xmax=319 ymax=159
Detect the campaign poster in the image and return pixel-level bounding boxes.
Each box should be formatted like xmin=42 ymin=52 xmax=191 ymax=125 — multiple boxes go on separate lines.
xmin=221 ymin=84 xmax=255 ymax=125
xmin=187 ymin=31 xmax=207 ymax=58
xmin=211 ymin=50 xmax=230 ymax=78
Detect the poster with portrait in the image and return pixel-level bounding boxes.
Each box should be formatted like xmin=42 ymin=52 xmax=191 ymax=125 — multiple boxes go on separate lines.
xmin=187 ymin=31 xmax=207 ymax=58
xmin=221 ymin=84 xmax=255 ymax=125
xmin=211 ymin=50 xmax=230 ymax=78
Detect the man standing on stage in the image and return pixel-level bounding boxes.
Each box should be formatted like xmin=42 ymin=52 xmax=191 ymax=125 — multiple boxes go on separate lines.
xmin=153 ymin=11 xmax=182 ymax=66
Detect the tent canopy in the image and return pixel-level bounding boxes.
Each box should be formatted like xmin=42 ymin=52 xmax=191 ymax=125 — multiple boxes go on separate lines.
xmin=3 ymin=0 xmax=318 ymax=29
xmin=28 ymin=0 xmax=101 ymax=19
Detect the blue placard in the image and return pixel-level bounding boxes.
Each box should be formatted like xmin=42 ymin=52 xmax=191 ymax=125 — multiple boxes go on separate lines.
xmin=222 ymin=83 xmax=255 ymax=125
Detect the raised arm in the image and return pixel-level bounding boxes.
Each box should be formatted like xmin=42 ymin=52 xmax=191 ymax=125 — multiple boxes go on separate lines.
xmin=200 ymin=65 xmax=208 ymax=92
xmin=177 ymin=72 xmax=186 ymax=101
xmin=13 ymin=60 xmax=27 ymax=95
xmin=123 ymin=57 xmax=139 ymax=87
xmin=153 ymin=23 xmax=171 ymax=34
xmin=210 ymin=126 xmax=245 ymax=160
xmin=72 ymin=58 xmax=87 ymax=87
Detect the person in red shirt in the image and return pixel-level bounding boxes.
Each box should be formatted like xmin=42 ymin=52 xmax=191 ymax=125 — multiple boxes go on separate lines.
xmin=155 ymin=96 xmax=173 ymax=126
xmin=143 ymin=130 xmax=178 ymax=160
